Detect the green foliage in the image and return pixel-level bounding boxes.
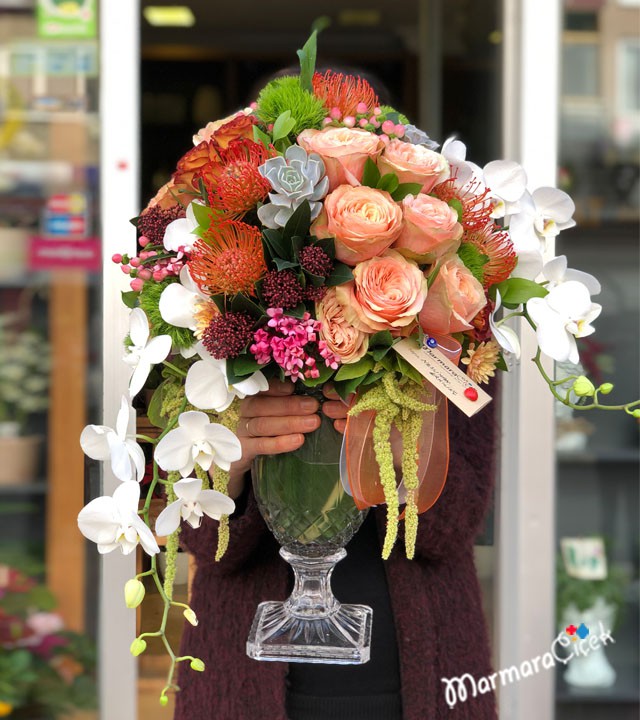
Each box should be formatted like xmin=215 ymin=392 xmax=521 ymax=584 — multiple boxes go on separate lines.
xmin=556 ymin=556 xmax=629 ymax=629
xmin=296 ymin=17 xmax=331 ymax=92
xmin=494 ymin=276 xmax=549 ymax=307
xmin=256 ymin=76 xmax=326 ymax=137
xmin=138 ymin=277 xmax=194 ymax=349
xmin=378 ymin=105 xmax=410 ymax=125
xmin=458 ymin=242 xmax=489 ymax=285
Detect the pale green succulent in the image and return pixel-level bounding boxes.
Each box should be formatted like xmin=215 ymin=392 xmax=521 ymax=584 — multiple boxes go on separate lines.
xmin=258 ymin=144 xmax=329 ymax=229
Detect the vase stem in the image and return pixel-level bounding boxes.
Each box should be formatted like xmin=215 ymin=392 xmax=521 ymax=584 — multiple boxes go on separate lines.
xmin=282 ymin=547 xmax=345 ymax=618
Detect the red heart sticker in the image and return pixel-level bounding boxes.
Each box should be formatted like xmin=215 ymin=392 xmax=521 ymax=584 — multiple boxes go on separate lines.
xmin=464 ymin=387 xmax=478 ymax=402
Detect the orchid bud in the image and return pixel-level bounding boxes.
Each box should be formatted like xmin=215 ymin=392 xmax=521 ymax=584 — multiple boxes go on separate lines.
xmin=159 ymin=695 xmax=169 ymax=707
xmin=572 ymin=376 xmax=595 ymax=397
xmin=632 ymin=409 xmax=640 ymax=419
xmin=598 ymin=383 xmax=614 ymax=395
xmin=124 ymin=578 xmax=146 ymax=609
xmin=190 ymin=658 xmax=206 ymax=672
xmin=183 ymin=608 xmax=199 ymax=626
xmin=130 ymin=637 xmax=147 ymax=656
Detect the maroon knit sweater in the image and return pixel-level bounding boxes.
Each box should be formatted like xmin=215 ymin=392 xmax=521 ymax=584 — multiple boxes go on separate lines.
xmin=174 ymin=401 xmax=498 ymax=720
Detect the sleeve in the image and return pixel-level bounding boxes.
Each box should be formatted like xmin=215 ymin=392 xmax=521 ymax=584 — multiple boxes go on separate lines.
xmin=178 ymin=481 xmax=271 ymax=576
xmin=405 ymin=380 xmax=499 ymax=562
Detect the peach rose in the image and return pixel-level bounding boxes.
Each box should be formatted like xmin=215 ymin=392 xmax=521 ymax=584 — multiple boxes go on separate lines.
xmin=313 ymin=185 xmax=404 ymax=266
xmin=418 ymin=254 xmax=487 ymax=335
xmin=393 ymin=194 xmax=463 ymax=262
xmin=377 ymin=139 xmax=449 ymax=193
xmin=317 ymin=287 xmax=370 ymax=363
xmin=172 ymin=140 xmax=222 ymax=192
xmin=337 ymin=250 xmax=428 ymax=332
xmin=143 ymin=178 xmax=180 ymax=212
xmin=297 ymin=127 xmax=384 ymax=190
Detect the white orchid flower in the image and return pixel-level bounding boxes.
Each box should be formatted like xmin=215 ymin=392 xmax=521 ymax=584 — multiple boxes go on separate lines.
xmin=185 ymin=343 xmax=269 ymax=412
xmin=159 ymin=266 xmax=209 ymax=332
xmin=154 ymin=477 xmax=236 ymax=536
xmin=483 ymin=160 xmax=528 ymax=219
xmin=441 ymin=137 xmax=476 ymax=187
xmin=123 ymin=308 xmax=172 ymax=398
xmin=80 ymin=396 xmax=145 ymax=483
xmin=489 ymin=290 xmax=521 ymax=359
xmin=163 ymin=201 xmax=200 ymax=253
xmin=154 ymin=411 xmax=242 ymax=477
xmin=541 ymin=255 xmax=601 ymax=295
xmin=77 ymin=481 xmax=159 ymax=556
xmin=526 ymin=281 xmax=602 ymax=364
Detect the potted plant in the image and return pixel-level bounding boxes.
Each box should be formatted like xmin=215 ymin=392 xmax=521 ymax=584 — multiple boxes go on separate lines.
xmin=556 ymin=554 xmax=628 ymax=688
xmin=0 ymin=564 xmax=97 ymax=719
xmin=0 ymin=316 xmax=50 ymax=485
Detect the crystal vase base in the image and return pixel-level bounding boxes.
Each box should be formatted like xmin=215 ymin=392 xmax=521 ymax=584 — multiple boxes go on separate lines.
xmin=246 ymin=548 xmax=372 ymax=664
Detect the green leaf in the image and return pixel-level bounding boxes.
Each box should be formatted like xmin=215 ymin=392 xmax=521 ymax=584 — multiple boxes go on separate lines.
xmin=496 ymin=352 xmax=508 ymax=372
xmin=371 ymin=345 xmax=392 ymax=361
xmin=147 ymin=381 xmax=168 ymax=429
xmin=305 ymin=270 xmax=326 ymax=287
xmin=377 ymin=173 xmax=399 ymax=194
xmin=361 ymin=369 xmax=386 ymax=386
xmin=362 ymin=157 xmax=381 ymax=188
xmin=448 ymin=197 xmax=464 ymax=220
xmin=391 ymin=182 xmax=423 ymax=201
xmin=191 ymin=201 xmax=212 ymax=228
xmin=297 ymin=21 xmax=325 ymax=92
xmin=253 ymin=124 xmax=273 ymax=149
xmin=396 ymin=355 xmax=424 ymax=385
xmin=342 ymin=374 xmax=368 ymax=395
xmin=301 ymin=362 xmax=335 ymax=387
xmin=230 ymin=293 xmax=265 ymax=319
xmin=211 ymin=294 xmax=226 ymax=313
xmin=121 ymin=290 xmax=139 ymax=309
xmin=274 ymin=257 xmax=299 ymax=271
xmin=230 ymin=354 xmax=263 ymax=377
xmin=326 ymin=261 xmax=354 ymax=286
xmin=314 ymin=236 xmax=335 ymax=259
xmin=334 ymin=356 xmax=374 ymax=381
xmin=272 ymin=111 xmax=296 ymax=142
xmin=495 ymin=277 xmax=549 ymax=307
xmin=263 ymin=228 xmax=290 ymax=260
xmin=283 ymin=200 xmax=311 ymax=244
xmin=274 ymin=137 xmax=293 ymax=154
xmin=369 ymin=330 xmax=394 ymax=348
xmin=287 ymin=303 xmax=308 ymax=319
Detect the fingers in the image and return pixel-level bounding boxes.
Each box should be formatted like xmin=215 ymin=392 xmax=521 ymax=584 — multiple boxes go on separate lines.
xmin=237 ymin=414 xmax=320 ymax=438
xmin=240 ymin=394 xmax=319 ymax=418
xmin=242 ymin=433 xmax=306 ymax=457
xmin=321 ymin=400 xmax=348 ymax=420
xmin=262 ymin=379 xmax=295 ymax=397
xmin=334 ymin=419 xmax=347 ymax=434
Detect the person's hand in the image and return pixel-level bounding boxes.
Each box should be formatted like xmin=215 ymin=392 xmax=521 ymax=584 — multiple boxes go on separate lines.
xmin=226 ymin=381 xmax=351 ymax=499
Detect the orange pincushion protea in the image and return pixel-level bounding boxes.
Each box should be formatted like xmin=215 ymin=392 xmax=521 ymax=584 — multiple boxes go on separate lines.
xmin=432 ymin=177 xmax=494 ymax=233
xmin=312 ymin=70 xmax=379 ymax=118
xmin=463 ymin=222 xmax=517 ymax=287
xmin=213 ymin=139 xmax=273 ymax=215
xmin=189 ymin=221 xmax=266 ymax=297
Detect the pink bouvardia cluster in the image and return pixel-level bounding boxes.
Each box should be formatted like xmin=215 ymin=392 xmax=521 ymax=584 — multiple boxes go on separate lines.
xmin=250 ymin=308 xmax=340 ymax=381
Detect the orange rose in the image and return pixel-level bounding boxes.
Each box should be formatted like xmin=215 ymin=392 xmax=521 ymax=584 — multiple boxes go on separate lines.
xmin=297 ymin=127 xmax=384 ymax=190
xmin=418 ymin=254 xmax=487 ymax=334
xmin=317 ymin=287 xmax=370 ymax=363
xmin=336 ymin=250 xmax=428 ymax=332
xmin=143 ymin=178 xmax=180 ymax=213
xmin=172 ymin=141 xmax=222 ymax=193
xmin=314 ymin=185 xmax=403 ymax=266
xmin=192 ymin=109 xmax=254 ymax=145
xmin=378 ymin=139 xmax=449 ymax=193
xmin=393 ymin=194 xmax=463 ymax=262
xmin=209 ymin=112 xmax=256 ymax=149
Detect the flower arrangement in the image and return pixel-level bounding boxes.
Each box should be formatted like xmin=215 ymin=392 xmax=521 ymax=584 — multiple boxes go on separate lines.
xmin=0 ymin=565 xmax=96 ymax=718
xmin=0 ymin=315 xmax=50 ymax=438
xmin=77 ymin=28 xmax=639 ymax=702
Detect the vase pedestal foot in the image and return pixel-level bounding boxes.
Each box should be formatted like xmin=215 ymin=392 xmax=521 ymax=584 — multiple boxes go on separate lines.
xmin=246 ymin=600 xmax=372 ymax=664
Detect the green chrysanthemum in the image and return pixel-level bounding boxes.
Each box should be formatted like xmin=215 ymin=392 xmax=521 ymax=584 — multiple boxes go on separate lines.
xmin=257 ymin=76 xmax=326 ymax=137
xmin=458 ymin=242 xmax=489 ymax=285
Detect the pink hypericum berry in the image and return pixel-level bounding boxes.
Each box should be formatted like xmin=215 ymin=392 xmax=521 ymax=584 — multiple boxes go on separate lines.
xmin=330 ymin=107 xmax=342 ymax=120
xmin=112 ymin=253 xmax=123 ymax=264
xmin=129 ymin=257 xmax=141 ymax=268
xmin=356 ymin=102 xmax=368 ymax=115
xmin=323 ymin=117 xmax=333 ymax=126
xmin=381 ymin=120 xmax=396 ymax=135
xmin=373 ymin=107 xmax=382 ymax=116
xmin=369 ymin=117 xmax=381 ymax=128
xmin=359 ymin=118 xmax=368 ymax=128
xmin=138 ymin=268 xmax=152 ymax=280
xmin=130 ymin=278 xmax=144 ymax=292
xmin=120 ymin=265 xmax=131 ymax=274
xmin=394 ymin=124 xmax=406 ymax=138
xmin=343 ymin=116 xmax=356 ymax=128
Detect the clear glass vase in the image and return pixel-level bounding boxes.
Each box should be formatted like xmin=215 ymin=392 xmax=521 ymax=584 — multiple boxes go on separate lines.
xmin=246 ymin=395 xmax=372 ymax=664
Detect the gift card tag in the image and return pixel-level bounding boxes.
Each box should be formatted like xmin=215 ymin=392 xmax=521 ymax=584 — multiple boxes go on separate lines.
xmin=394 ymin=338 xmax=492 ymax=417
xmin=561 ymin=537 xmax=608 ymax=580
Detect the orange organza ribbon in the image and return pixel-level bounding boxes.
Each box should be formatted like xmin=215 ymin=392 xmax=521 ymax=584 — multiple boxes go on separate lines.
xmin=342 ymin=334 xmax=461 ymax=515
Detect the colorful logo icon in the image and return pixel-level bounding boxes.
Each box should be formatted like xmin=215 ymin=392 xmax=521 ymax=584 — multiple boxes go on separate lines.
xmin=565 ymin=623 xmax=589 ymax=641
